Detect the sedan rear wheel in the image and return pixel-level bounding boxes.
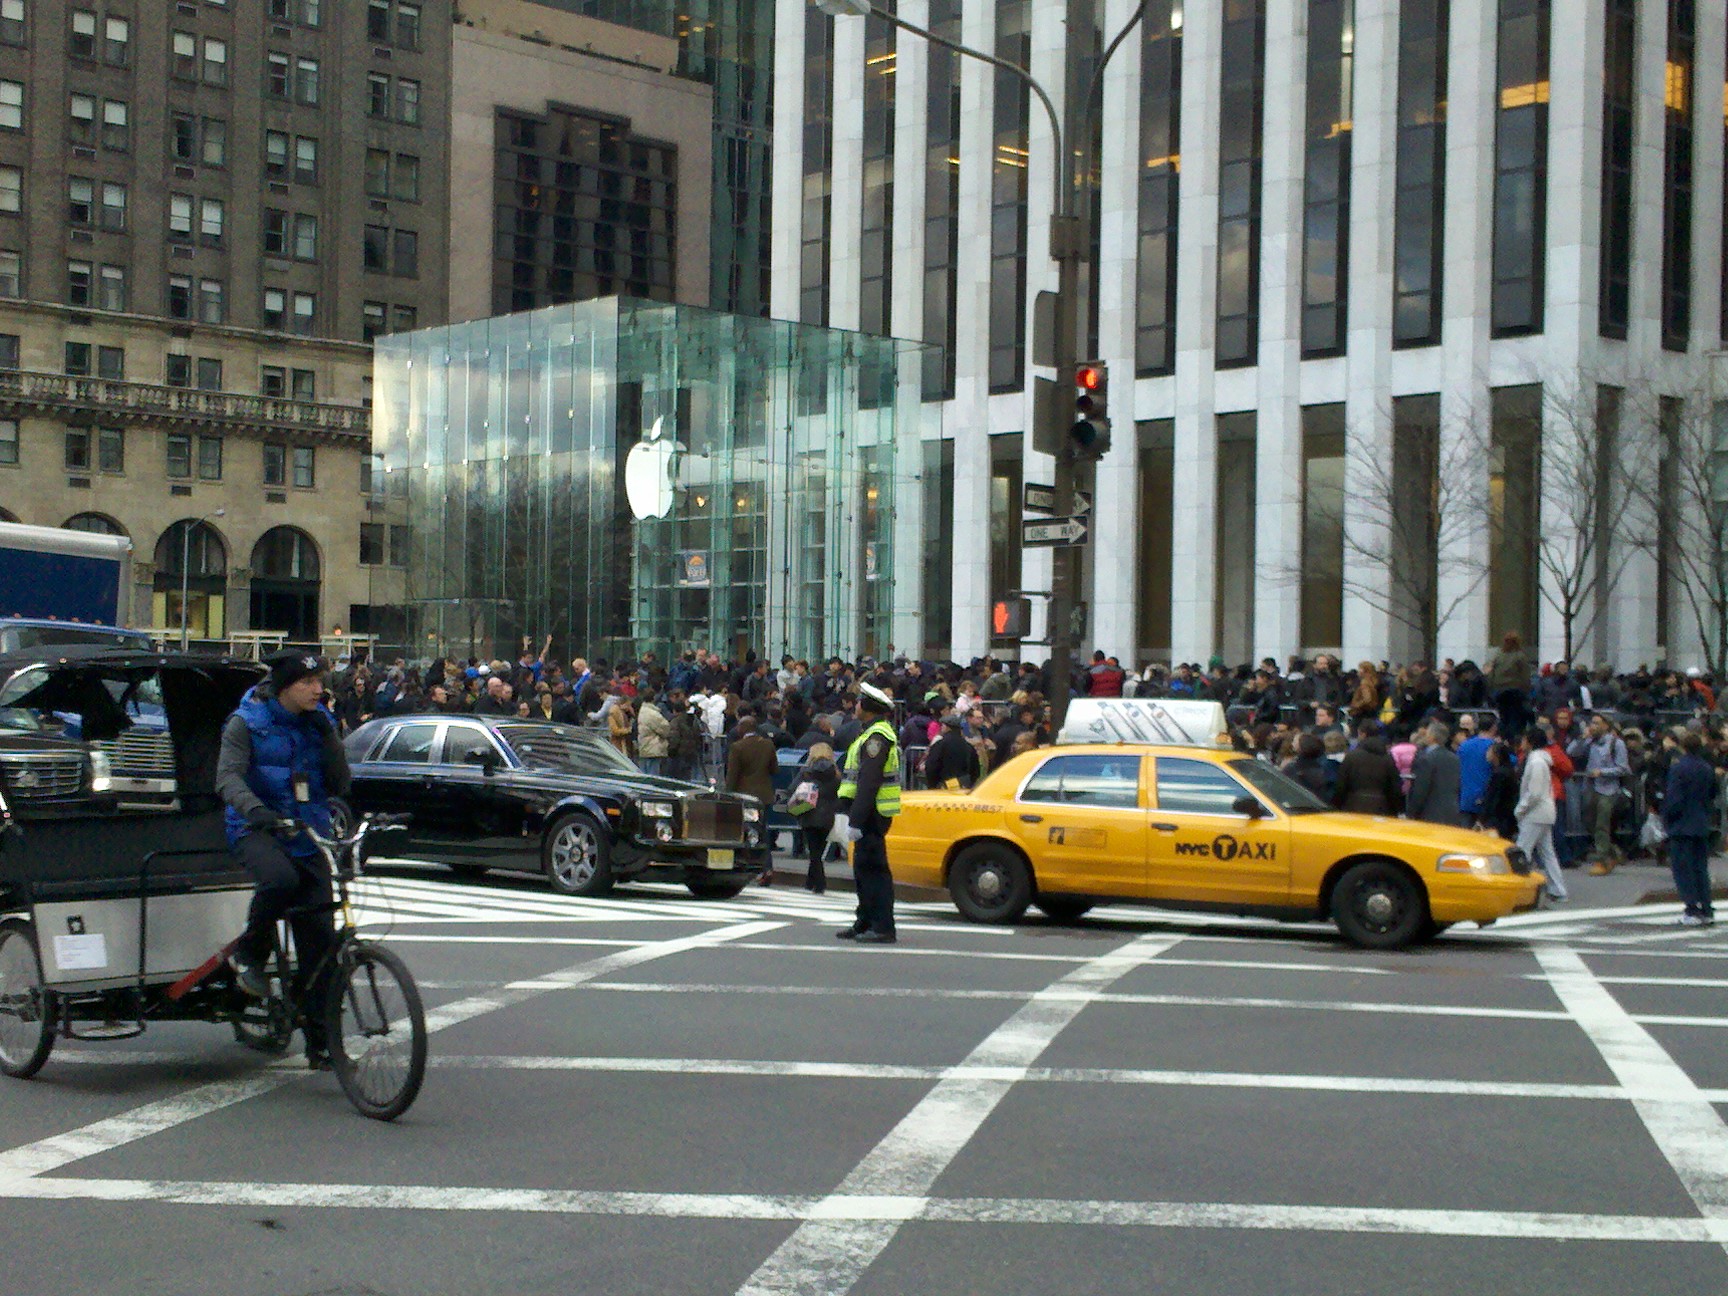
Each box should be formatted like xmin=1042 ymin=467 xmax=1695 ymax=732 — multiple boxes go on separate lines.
xmin=1331 ymin=860 xmax=1428 ymax=950
xmin=545 ymin=815 xmax=613 ymax=897
xmin=948 ymin=842 xmax=1032 ymax=924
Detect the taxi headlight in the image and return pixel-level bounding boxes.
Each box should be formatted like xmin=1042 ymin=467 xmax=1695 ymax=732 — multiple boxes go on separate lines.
xmin=88 ymin=750 xmax=112 ymax=793
xmin=640 ymin=800 xmax=675 ymax=819
xmin=1436 ymin=852 xmax=1509 ymax=876
xmin=742 ymin=805 xmax=761 ymax=823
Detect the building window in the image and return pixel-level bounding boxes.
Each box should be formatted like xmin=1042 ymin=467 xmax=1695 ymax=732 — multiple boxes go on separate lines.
xmin=197 ymin=435 xmax=222 ymax=481
xmin=367 ymin=0 xmax=390 ymax=40
xmin=363 ymin=225 xmax=387 ymax=272
xmin=64 ymin=429 xmax=90 ymax=472
xmin=174 ymin=30 xmax=198 ymax=80
xmin=96 ymin=344 xmax=121 ymax=379
xmin=1216 ymin=0 xmax=1267 ymax=367
xmin=167 ymin=274 xmax=191 ymax=319
xmin=166 ymin=353 xmax=191 ymax=387
xmin=168 ymin=193 xmax=192 ymax=240
xmin=201 ymin=117 xmax=225 ymax=167
xmin=103 ymin=14 xmax=126 ymax=64
xmin=920 ymin=0 xmax=961 ymax=400
xmin=391 ymin=304 xmax=417 ymax=333
xmin=0 ymin=418 xmax=16 ymax=464
xmin=392 ymin=230 xmax=417 ymax=277
xmin=97 ymin=427 xmax=122 ymax=473
xmin=1491 ymin=0 xmax=1550 ymax=337
xmin=362 ymin=300 xmax=386 ymax=341
xmin=262 ymin=288 xmax=286 ymax=331
xmin=397 ymin=78 xmax=419 ymax=125
xmin=262 ymin=208 xmax=287 ymax=256
xmin=171 ymin=112 xmax=195 ymax=161
xmin=0 ymin=0 xmax=23 ymax=46
xmin=359 ymin=523 xmax=384 ymax=566
xmin=100 ymin=98 xmax=126 ymax=150
xmin=1488 ymin=385 xmax=1542 ymax=640
xmin=166 ymin=434 xmax=192 ymax=479
xmin=70 ymin=9 xmax=95 ymax=59
xmin=97 ymin=262 xmax=124 ymax=311
xmin=1599 ymin=0 xmax=1635 ymax=340
xmin=292 ymin=292 xmax=315 ymax=335
xmin=291 ymin=445 xmax=314 ymax=488
xmin=196 ymin=357 xmax=222 ymax=391
xmin=199 ymin=197 xmax=223 ymax=246
xmin=1301 ymin=0 xmax=1354 ymax=357
xmin=0 ymin=334 xmax=15 ymax=368
xmin=0 ymin=79 xmax=20 ymax=131
xmin=261 ymin=366 xmax=285 ymax=397
xmin=291 ymin=368 xmax=314 ymax=400
xmin=988 ymin=0 xmax=1030 ymax=392
xmin=198 ymin=277 xmax=223 ymax=324
xmin=294 ymin=135 xmax=317 ymax=183
xmin=857 ymin=3 xmax=895 ymax=339
xmin=365 ymin=149 xmax=389 ymax=196
xmin=99 ymin=181 xmax=124 ymax=231
xmin=0 ymin=164 xmax=16 ymax=211
xmin=294 ymin=56 xmax=318 ymax=106
xmin=394 ymin=153 xmax=419 ymax=202
xmin=367 ymin=72 xmax=389 ymax=119
xmin=1661 ymin=0 xmax=1695 ymax=353
xmin=203 ymin=36 xmax=226 ymax=86
xmin=68 ymin=176 xmax=93 ymax=225
xmin=265 ymin=130 xmax=289 ymax=176
xmin=262 ymin=441 xmax=286 ymax=486
xmin=397 ymin=1 xmax=420 ymax=49
xmin=66 ymin=259 xmax=92 ymax=307
xmin=799 ymin=11 xmax=833 ymax=328
xmin=1135 ymin=0 xmax=1181 ymax=377
xmin=70 ymin=92 xmax=94 ymax=144
xmin=65 ymin=341 xmax=91 ymax=376
xmin=265 ymin=49 xmax=289 ymax=97
xmin=0 ymin=249 xmax=18 ymax=297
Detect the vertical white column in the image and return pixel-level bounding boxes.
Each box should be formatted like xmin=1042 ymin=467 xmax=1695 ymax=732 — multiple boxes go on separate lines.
xmin=1252 ymin=0 xmax=1306 ymax=662
xmin=1341 ymin=0 xmax=1400 ymax=665
xmin=891 ymin=1 xmax=931 ymax=659
xmin=1169 ymin=0 xmax=1223 ymax=664
xmin=1090 ymin=0 xmax=1143 ymax=664
xmin=949 ymin=0 xmax=998 ymax=661
xmin=769 ymin=0 xmax=807 ymax=321
xmin=829 ymin=17 xmax=867 ymax=333
xmin=1535 ymin=0 xmax=1604 ymax=664
xmin=1435 ymin=0 xmax=1496 ymax=663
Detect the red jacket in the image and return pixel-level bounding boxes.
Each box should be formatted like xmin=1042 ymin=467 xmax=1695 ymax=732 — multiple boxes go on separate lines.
xmin=1088 ymin=664 xmax=1126 ymax=697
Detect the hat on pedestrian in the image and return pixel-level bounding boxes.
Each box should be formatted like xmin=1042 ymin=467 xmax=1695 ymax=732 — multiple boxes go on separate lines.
xmin=941 ymin=713 xmax=963 ymax=729
xmin=267 ymin=650 xmax=327 ymax=693
xmin=858 ymin=681 xmax=894 ymax=713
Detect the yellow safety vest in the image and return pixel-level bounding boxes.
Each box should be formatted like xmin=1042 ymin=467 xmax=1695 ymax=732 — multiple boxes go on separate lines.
xmin=838 ymin=719 xmax=902 ymax=817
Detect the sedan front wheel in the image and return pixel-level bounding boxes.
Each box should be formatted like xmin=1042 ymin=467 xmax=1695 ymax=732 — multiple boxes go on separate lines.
xmin=545 ymin=815 xmax=614 ymax=897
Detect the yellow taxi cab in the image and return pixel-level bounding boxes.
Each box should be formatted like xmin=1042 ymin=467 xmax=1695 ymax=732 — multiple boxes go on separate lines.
xmin=890 ymin=743 xmax=1541 ymax=948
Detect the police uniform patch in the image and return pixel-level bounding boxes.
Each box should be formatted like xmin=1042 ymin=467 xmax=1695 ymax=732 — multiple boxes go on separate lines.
xmin=864 ymin=737 xmax=886 ymax=759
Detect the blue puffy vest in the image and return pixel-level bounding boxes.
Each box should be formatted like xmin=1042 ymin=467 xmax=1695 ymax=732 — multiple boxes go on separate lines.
xmin=223 ymin=685 xmax=334 ymax=856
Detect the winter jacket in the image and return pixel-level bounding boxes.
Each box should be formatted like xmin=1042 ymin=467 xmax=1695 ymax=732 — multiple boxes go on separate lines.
xmin=1333 ymin=737 xmax=1404 ymax=816
xmin=635 ymin=703 xmax=671 ymax=760
xmin=1515 ymin=748 xmax=1557 ymax=827
xmin=1406 ymin=743 xmax=1465 ymax=826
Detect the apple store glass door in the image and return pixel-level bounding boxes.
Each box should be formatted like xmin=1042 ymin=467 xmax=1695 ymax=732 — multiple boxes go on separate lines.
xmin=369 ymin=297 xmax=929 ymax=665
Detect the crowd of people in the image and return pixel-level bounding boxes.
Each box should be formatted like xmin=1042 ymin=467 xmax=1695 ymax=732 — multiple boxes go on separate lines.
xmin=326 ymin=632 xmax=1724 ymax=924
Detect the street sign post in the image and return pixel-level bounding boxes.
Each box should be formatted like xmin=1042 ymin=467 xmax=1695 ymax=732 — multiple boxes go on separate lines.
xmin=1021 ymin=515 xmax=1089 ymax=547
xmin=1025 ymin=485 xmax=1089 ymax=516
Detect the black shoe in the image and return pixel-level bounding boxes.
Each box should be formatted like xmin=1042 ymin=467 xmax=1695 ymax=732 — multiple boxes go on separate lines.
xmin=835 ymin=927 xmax=862 ymax=940
xmin=305 ymin=1047 xmax=333 ymax=1072
xmin=853 ymin=930 xmax=898 ymax=945
xmin=230 ymin=953 xmax=269 ymax=999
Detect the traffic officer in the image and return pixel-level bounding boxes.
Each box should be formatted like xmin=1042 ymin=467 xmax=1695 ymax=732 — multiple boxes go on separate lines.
xmin=832 ymin=681 xmax=901 ymax=944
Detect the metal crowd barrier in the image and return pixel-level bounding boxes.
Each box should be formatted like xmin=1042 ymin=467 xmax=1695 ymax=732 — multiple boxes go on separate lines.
xmin=1555 ymin=771 xmax=1647 ymax=854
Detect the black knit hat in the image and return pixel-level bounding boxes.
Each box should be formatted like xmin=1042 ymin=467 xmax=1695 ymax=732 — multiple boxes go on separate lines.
xmin=267 ymin=649 xmax=327 ymax=693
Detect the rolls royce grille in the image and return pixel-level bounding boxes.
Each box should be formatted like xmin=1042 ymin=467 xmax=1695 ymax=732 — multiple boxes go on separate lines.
xmin=682 ymin=797 xmax=743 ymax=843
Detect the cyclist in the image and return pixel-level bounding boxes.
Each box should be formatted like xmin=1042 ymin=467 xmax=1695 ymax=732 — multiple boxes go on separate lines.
xmin=215 ymin=650 xmax=351 ymax=1070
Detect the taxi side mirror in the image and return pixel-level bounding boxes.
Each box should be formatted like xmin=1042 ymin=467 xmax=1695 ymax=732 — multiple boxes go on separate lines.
xmin=1232 ymin=795 xmax=1266 ymax=819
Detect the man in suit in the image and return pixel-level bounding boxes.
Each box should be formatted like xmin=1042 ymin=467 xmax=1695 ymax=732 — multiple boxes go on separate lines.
xmin=1406 ymin=720 xmax=1465 ymax=826
xmin=725 ymin=715 xmax=779 ymax=882
xmin=1663 ymin=729 xmax=1719 ymax=926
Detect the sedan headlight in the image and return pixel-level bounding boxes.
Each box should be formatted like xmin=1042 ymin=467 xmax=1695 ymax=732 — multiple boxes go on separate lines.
xmin=742 ymin=805 xmax=761 ymax=823
xmin=640 ymin=800 xmax=676 ymax=820
xmin=1436 ymin=852 xmax=1509 ymax=876
xmin=88 ymin=749 xmax=112 ymax=793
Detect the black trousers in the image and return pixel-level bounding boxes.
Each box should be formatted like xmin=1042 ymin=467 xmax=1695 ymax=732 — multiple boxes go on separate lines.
xmin=802 ymin=825 xmax=828 ymax=893
xmin=234 ymin=831 xmax=335 ymax=1047
xmin=851 ymin=830 xmax=895 ymax=935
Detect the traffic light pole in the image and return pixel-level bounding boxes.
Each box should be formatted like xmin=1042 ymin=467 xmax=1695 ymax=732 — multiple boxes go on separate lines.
xmin=812 ymin=0 xmax=1146 ymax=733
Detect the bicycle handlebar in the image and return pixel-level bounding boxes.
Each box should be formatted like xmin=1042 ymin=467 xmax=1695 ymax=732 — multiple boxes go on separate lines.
xmin=270 ymin=811 xmax=412 ymax=855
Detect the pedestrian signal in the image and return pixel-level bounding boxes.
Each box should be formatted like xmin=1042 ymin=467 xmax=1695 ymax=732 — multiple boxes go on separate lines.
xmin=992 ymin=597 xmax=1032 ymax=639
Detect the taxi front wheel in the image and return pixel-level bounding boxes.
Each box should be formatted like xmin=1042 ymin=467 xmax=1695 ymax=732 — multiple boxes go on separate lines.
xmin=949 ymin=843 xmax=1033 ymax=924
xmin=1331 ymin=860 xmax=1428 ymax=950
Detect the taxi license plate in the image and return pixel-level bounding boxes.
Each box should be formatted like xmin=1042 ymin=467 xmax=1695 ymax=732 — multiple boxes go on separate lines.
xmin=706 ymin=849 xmax=735 ymax=870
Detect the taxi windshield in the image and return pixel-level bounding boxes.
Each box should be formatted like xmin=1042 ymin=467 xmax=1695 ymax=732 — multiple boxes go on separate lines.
xmin=1228 ymin=758 xmax=1330 ymax=814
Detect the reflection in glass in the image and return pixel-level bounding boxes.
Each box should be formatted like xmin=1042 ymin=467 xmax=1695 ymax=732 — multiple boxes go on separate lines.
xmin=1215 ymin=0 xmax=1265 ymax=367
xmin=1491 ymin=0 xmax=1549 ymax=337
xmin=1136 ymin=0 xmax=1181 ymax=377
xmin=1393 ymin=0 xmax=1447 ymax=348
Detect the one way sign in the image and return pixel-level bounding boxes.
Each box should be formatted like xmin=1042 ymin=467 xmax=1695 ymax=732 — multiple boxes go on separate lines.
xmin=1021 ymin=515 xmax=1089 ymax=547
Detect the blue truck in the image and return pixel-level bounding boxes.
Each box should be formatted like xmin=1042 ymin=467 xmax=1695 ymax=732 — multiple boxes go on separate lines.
xmin=0 ymin=521 xmax=136 ymax=633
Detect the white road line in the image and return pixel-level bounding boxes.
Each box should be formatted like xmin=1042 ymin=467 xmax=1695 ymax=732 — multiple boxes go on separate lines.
xmin=0 ymin=920 xmax=785 ymax=1183
xmin=736 ymin=933 xmax=1183 ymax=1296
xmin=1535 ymin=946 xmax=1728 ymax=1253
xmin=1492 ymin=902 xmax=1686 ymax=928
xmin=720 ymin=943 xmax=1395 ymax=975
xmin=6 ymin=1176 xmax=1727 ymax=1246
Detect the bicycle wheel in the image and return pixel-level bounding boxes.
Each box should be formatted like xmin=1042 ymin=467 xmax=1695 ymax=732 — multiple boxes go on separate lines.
xmin=325 ymin=940 xmax=426 ymax=1121
xmin=0 ymin=918 xmax=54 ymax=1079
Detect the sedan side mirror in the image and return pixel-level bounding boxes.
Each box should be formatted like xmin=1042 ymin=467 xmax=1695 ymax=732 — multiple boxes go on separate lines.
xmin=1232 ymin=795 xmax=1266 ymax=819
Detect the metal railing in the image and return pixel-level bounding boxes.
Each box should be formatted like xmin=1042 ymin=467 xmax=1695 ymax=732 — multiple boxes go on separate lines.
xmin=0 ymin=368 xmax=370 ymax=440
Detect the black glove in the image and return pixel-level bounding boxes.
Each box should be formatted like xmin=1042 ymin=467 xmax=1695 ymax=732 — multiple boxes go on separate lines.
xmin=245 ymin=806 xmax=277 ymax=830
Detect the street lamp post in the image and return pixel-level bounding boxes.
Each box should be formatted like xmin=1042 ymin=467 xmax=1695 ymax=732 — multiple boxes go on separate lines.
xmin=179 ymin=507 xmax=225 ymax=650
xmin=812 ymin=0 xmax=1144 ymax=731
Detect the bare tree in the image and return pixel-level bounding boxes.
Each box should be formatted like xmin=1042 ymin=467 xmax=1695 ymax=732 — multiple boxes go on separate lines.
xmin=1640 ymin=390 xmax=1728 ymax=676
xmin=1533 ymin=375 xmax=1655 ymax=662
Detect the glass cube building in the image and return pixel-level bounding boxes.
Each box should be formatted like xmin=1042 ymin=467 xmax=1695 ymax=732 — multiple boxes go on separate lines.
xmin=368 ymin=298 xmax=930 ymax=665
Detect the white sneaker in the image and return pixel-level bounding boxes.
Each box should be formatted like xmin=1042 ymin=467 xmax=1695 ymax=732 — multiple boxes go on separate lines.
xmin=1679 ymin=913 xmax=1707 ymax=927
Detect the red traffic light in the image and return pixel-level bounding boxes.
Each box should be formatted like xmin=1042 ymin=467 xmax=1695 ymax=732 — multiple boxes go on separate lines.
xmin=1076 ymin=364 xmax=1104 ymax=391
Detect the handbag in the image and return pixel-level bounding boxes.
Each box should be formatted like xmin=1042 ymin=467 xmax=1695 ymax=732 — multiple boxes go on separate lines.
xmin=1639 ymin=810 xmax=1667 ymax=849
xmin=787 ymin=780 xmax=819 ymax=815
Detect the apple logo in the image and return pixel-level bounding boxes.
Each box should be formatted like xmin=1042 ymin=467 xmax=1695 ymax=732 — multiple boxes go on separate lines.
xmin=624 ymin=416 xmax=677 ymax=520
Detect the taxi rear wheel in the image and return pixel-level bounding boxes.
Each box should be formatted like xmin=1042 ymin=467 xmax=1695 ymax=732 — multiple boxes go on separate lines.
xmin=1331 ymin=860 xmax=1428 ymax=950
xmin=949 ymin=843 xmax=1032 ymax=924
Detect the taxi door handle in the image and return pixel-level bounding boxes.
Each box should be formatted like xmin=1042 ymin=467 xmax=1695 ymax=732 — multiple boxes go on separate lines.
xmin=1019 ymin=813 xmax=1043 ymax=823
xmin=1153 ymin=822 xmax=1178 ymax=833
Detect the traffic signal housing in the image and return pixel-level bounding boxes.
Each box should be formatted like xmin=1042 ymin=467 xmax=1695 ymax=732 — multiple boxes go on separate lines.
xmin=1070 ymin=362 xmax=1111 ymax=461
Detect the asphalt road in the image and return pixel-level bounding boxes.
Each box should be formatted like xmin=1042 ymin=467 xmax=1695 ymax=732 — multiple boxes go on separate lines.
xmin=4 ymin=861 xmax=1728 ymax=1296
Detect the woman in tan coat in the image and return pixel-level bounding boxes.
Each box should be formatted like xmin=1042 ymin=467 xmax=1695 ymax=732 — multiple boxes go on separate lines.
xmin=607 ymin=697 xmax=635 ymax=758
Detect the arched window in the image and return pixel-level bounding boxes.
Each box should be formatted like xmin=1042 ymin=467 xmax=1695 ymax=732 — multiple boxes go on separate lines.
xmin=152 ymin=520 xmax=228 ymax=641
xmin=63 ymin=512 xmax=127 ymax=537
xmin=250 ymin=526 xmax=321 ymax=642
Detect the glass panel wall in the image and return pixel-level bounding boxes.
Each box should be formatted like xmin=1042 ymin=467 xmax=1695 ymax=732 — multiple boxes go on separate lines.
xmin=370 ymin=299 xmax=927 ymax=665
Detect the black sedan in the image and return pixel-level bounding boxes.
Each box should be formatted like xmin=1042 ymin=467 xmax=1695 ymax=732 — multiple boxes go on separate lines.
xmin=341 ymin=715 xmax=770 ymax=898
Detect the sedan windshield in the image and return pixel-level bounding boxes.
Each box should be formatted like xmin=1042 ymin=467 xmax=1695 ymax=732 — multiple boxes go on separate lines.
xmin=1228 ymin=757 xmax=1330 ymax=814
xmin=495 ymin=723 xmax=640 ymax=777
